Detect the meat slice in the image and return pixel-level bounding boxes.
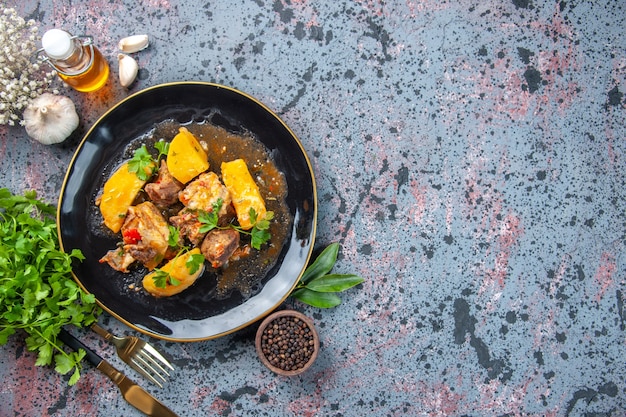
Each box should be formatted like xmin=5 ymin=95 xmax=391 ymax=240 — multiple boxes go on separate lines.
xmin=179 ymin=172 xmax=232 ymax=217
xmin=144 ymin=160 xmax=184 ymax=207
xmin=121 ymin=201 xmax=170 ymax=270
xmin=99 ymin=248 xmax=135 ymax=273
xmin=201 ymin=229 xmax=240 ymax=268
xmin=169 ymin=208 xmax=206 ymax=246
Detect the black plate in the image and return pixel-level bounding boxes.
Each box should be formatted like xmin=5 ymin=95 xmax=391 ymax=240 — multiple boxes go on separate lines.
xmin=57 ymin=82 xmax=317 ymax=341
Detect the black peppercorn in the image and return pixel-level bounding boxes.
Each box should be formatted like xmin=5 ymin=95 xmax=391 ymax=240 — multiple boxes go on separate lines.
xmin=258 ymin=311 xmax=318 ymax=373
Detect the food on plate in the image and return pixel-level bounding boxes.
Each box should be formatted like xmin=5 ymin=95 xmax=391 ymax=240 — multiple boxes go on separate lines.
xmin=99 ymin=160 xmax=155 ymax=233
xmin=144 ymin=160 xmax=184 ymax=207
xmin=99 ymin=201 xmax=172 ymax=272
xmin=142 ymin=248 xmax=204 ymax=297
xmin=201 ymin=228 xmax=240 ymax=268
xmin=221 ymin=158 xmax=267 ymax=230
xmin=166 ymin=126 xmax=209 ymax=183
xmin=98 ymin=124 xmax=284 ymax=298
xmin=178 ymin=172 xmax=232 ymax=217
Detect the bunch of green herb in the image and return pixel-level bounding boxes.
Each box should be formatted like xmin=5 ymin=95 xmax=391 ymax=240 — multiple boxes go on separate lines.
xmin=0 ymin=188 xmax=100 ymax=385
xmin=291 ymin=242 xmax=364 ymax=308
xmin=198 ymin=198 xmax=274 ymax=250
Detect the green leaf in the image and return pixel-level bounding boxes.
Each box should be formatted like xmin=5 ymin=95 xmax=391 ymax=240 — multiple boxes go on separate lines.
xmin=292 ymin=288 xmax=342 ymax=308
xmin=0 ymin=327 xmax=15 ymax=344
xmin=248 ymin=207 xmax=258 ymax=224
xmin=154 ymin=140 xmax=170 ymax=160
xmin=305 ymin=273 xmax=364 ymax=293
xmin=167 ymin=225 xmax=181 ymax=248
xmin=186 ymin=253 xmax=205 ymax=274
xmin=198 ymin=199 xmax=223 ymax=233
xmin=35 ymin=342 xmax=53 ymax=366
xmin=301 ymin=242 xmax=339 ymax=284
xmin=53 ymin=352 xmax=75 ymax=375
xmin=250 ymin=227 xmax=270 ymax=250
xmin=68 ymin=367 xmax=81 ymax=386
xmin=127 ymin=145 xmax=155 ymax=181
xmin=151 ymin=269 xmax=169 ymax=288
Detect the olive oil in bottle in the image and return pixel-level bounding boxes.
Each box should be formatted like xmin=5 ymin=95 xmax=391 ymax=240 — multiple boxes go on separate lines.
xmin=39 ymin=29 xmax=109 ymax=92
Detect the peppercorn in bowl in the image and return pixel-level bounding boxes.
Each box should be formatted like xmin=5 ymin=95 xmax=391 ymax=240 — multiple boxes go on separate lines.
xmin=255 ymin=310 xmax=319 ymax=376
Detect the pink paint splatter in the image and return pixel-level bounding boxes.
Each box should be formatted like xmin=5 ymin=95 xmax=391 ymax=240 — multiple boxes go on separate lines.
xmin=189 ymin=384 xmax=215 ymax=408
xmin=405 ymin=0 xmax=452 ymax=17
xmin=408 ymin=179 xmax=429 ymax=225
xmin=592 ymin=251 xmax=616 ymax=302
xmin=209 ymin=396 xmax=233 ymax=415
xmin=412 ymin=380 xmax=465 ymax=417
xmin=287 ymin=394 xmax=325 ymax=417
xmin=476 ymin=376 xmax=537 ymax=416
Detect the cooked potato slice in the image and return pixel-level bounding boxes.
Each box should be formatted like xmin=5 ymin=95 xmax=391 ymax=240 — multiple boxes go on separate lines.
xmin=166 ymin=127 xmax=209 ymax=184
xmin=221 ymin=158 xmax=266 ymax=230
xmin=99 ymin=161 xmax=153 ymax=233
xmin=142 ymin=248 xmax=204 ymax=297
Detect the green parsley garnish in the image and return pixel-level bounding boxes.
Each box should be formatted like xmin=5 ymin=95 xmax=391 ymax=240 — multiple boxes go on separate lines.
xmin=151 ymin=269 xmax=171 ymax=289
xmin=151 ymin=251 xmax=205 ymax=288
xmin=249 ymin=208 xmax=273 ymax=250
xmin=154 ymin=140 xmax=170 ymax=160
xmin=0 ymin=188 xmax=101 ymax=385
xmin=127 ymin=145 xmax=156 ymax=181
xmin=127 ymin=141 xmax=169 ymax=181
xmin=198 ymin=198 xmax=274 ymax=250
xmin=198 ymin=199 xmax=222 ymax=234
xmin=186 ymin=253 xmax=205 ymax=274
xmin=167 ymin=225 xmax=181 ymax=248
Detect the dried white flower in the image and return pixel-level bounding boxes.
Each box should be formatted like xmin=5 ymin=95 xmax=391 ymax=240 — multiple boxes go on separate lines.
xmin=0 ymin=8 xmax=56 ymax=126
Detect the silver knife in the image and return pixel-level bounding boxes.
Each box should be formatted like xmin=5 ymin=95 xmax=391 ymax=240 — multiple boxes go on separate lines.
xmin=58 ymin=329 xmax=179 ymax=417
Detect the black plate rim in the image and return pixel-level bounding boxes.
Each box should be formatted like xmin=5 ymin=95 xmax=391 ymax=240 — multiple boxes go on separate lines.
xmin=57 ymin=81 xmax=317 ymax=342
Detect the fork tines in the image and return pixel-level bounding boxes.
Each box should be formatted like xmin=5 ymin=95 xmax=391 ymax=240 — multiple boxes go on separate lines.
xmin=90 ymin=323 xmax=175 ymax=388
xmin=130 ymin=341 xmax=175 ymax=388
xmin=130 ymin=342 xmax=174 ymax=388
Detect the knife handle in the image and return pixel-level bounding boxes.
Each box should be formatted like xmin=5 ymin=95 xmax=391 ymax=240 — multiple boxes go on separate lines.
xmin=58 ymin=329 xmax=178 ymax=417
xmin=58 ymin=328 xmax=104 ymax=367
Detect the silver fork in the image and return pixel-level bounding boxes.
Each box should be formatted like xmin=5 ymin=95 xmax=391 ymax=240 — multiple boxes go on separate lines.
xmin=90 ymin=323 xmax=174 ymax=388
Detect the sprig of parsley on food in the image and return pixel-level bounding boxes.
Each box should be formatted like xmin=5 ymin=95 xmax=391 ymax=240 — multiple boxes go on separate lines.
xmin=198 ymin=198 xmax=274 ymax=250
xmin=0 ymin=188 xmax=101 ymax=385
xmin=150 ymin=226 xmax=205 ymax=288
xmin=152 ymin=251 xmax=205 ymax=288
xmin=127 ymin=141 xmax=170 ymax=180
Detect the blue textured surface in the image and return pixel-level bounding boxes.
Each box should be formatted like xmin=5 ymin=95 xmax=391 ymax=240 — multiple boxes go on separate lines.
xmin=1 ymin=1 xmax=624 ymax=416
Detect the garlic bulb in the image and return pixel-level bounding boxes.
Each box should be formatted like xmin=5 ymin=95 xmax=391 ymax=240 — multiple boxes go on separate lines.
xmin=118 ymin=53 xmax=139 ymax=88
xmin=22 ymin=94 xmax=79 ymax=145
xmin=118 ymin=34 xmax=149 ymax=53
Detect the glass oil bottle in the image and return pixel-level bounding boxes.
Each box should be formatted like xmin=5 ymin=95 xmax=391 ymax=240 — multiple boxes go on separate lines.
xmin=36 ymin=29 xmax=110 ymax=92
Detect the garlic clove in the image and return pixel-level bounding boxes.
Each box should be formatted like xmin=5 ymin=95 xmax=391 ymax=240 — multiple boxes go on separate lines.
xmin=118 ymin=34 xmax=149 ymax=53
xmin=118 ymin=53 xmax=139 ymax=88
xmin=22 ymin=93 xmax=79 ymax=145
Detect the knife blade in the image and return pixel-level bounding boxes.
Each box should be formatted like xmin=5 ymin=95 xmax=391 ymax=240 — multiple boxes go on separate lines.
xmin=58 ymin=329 xmax=179 ymax=417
